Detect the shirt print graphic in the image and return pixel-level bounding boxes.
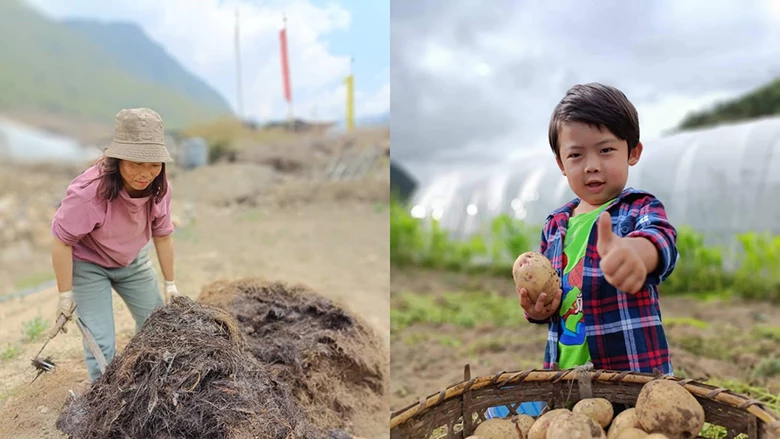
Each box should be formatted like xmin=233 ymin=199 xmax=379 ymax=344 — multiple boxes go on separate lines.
xmin=556 ymin=203 xmax=609 ymax=369
xmin=560 ymin=258 xmax=586 ymax=346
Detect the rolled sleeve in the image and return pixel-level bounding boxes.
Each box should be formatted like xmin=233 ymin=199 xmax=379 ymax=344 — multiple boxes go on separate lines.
xmin=151 ymin=189 xmax=174 ymax=237
xmin=51 ymin=192 xmax=101 ymax=246
xmin=627 ymin=197 xmax=678 ymax=285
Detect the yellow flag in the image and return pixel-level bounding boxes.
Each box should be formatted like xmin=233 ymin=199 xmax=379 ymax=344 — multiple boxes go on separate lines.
xmin=344 ymin=74 xmax=355 ymax=131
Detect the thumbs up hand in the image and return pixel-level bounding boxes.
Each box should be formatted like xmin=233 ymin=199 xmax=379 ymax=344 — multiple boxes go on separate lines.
xmin=596 ymin=212 xmax=646 ymax=294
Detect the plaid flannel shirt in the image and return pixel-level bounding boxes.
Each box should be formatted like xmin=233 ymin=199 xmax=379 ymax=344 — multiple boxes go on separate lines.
xmin=527 ymin=187 xmax=678 ymax=375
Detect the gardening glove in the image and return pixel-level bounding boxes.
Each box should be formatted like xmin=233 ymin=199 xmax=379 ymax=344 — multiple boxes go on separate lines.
xmin=164 ymin=281 xmax=180 ymax=304
xmin=48 ymin=290 xmax=74 ymax=339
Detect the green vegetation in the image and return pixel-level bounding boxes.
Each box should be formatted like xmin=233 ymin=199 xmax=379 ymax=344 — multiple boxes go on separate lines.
xmin=677 ymin=76 xmax=780 ymax=131
xmin=391 ymin=290 xmax=528 ymax=332
xmin=13 ymin=272 xmax=54 ymax=290
xmin=754 ymin=325 xmax=780 ymax=342
xmin=663 ymin=317 xmax=710 ymax=330
xmin=391 ymin=197 xmax=539 ymax=273
xmin=22 ymin=316 xmax=49 ymax=342
xmin=699 ymin=424 xmax=747 ymax=439
xmin=391 ymin=198 xmax=780 ymax=302
xmin=0 ymin=343 xmax=21 ymax=361
xmin=0 ymin=0 xmax=230 ymax=129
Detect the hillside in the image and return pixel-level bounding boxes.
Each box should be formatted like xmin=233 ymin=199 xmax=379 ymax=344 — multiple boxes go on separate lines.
xmin=63 ymin=19 xmax=232 ymax=112
xmin=0 ymin=0 xmax=231 ymax=130
xmin=677 ymin=76 xmax=780 ymax=130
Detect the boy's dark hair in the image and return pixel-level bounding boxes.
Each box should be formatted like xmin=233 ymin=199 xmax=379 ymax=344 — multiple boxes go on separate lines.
xmin=548 ymin=83 xmax=640 ymax=159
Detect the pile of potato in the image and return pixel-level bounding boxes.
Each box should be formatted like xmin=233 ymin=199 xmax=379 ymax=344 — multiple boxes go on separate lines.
xmin=466 ymin=379 xmax=706 ymax=439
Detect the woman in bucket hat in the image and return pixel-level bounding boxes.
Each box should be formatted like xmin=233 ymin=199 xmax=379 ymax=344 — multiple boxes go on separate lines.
xmin=48 ymin=108 xmax=180 ymax=382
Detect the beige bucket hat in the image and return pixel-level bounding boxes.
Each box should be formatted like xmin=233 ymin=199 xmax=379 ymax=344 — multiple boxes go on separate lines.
xmin=104 ymin=108 xmax=173 ymax=163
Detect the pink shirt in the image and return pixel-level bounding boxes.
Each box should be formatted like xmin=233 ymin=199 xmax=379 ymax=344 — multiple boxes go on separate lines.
xmin=51 ymin=164 xmax=174 ymax=268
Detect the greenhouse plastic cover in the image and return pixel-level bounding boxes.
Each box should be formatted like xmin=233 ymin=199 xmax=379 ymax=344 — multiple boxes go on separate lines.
xmin=0 ymin=117 xmax=102 ymax=164
xmin=409 ymin=116 xmax=780 ymax=244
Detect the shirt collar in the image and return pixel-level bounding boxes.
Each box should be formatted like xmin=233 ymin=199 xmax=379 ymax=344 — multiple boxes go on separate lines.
xmin=547 ymin=187 xmax=650 ymax=220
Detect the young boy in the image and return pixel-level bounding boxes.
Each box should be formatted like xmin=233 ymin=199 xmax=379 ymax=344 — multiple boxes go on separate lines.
xmin=519 ymin=82 xmax=678 ymax=375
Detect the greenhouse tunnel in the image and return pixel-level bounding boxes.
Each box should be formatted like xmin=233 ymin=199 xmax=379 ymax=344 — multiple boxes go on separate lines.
xmin=409 ymin=116 xmax=780 ymax=247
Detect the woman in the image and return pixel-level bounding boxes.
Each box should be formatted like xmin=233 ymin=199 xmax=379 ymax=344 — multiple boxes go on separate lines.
xmin=48 ymin=108 xmax=179 ymax=382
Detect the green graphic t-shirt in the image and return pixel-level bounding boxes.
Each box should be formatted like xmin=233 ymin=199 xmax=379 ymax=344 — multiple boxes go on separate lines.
xmin=556 ymin=201 xmax=612 ymax=369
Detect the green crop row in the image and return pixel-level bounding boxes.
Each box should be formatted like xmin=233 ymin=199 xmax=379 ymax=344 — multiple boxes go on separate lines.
xmin=390 ymin=198 xmax=780 ymax=302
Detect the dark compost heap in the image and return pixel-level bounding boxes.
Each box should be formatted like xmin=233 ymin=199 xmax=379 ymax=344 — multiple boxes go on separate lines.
xmin=198 ymin=278 xmax=387 ymax=433
xmin=55 ymin=296 xmax=341 ymax=439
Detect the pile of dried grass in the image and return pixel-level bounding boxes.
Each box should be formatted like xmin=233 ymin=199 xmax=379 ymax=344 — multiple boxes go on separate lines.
xmin=199 ymin=278 xmax=387 ymax=433
xmin=55 ymin=296 xmax=338 ymax=439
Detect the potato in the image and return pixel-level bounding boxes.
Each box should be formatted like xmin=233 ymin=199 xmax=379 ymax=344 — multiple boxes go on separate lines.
xmin=546 ymin=412 xmax=607 ymax=438
xmin=615 ymin=428 xmax=647 ymax=439
xmin=635 ymin=380 xmax=705 ymax=438
xmin=573 ymin=398 xmax=614 ymax=428
xmin=512 ymin=251 xmax=560 ymax=305
xmin=473 ymin=418 xmax=521 ymax=439
xmin=510 ymin=414 xmax=535 ymax=438
xmin=607 ymin=408 xmax=640 ymax=439
xmin=527 ymin=409 xmax=571 ymax=439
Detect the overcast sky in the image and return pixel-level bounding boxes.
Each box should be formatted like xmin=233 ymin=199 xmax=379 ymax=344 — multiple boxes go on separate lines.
xmin=391 ymin=0 xmax=780 ymax=180
xmin=26 ymin=0 xmax=389 ymax=124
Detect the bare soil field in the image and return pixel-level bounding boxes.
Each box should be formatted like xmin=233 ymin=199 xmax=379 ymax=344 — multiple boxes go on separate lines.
xmin=390 ymin=267 xmax=780 ymax=412
xmin=0 ymin=130 xmax=390 ymax=439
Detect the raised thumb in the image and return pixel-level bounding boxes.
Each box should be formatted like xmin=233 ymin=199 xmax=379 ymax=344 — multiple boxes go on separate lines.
xmin=596 ymin=211 xmax=615 ymax=255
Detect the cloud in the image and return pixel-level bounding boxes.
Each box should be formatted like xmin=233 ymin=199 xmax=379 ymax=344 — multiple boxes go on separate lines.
xmin=280 ymin=74 xmax=389 ymax=125
xmin=358 ymin=81 xmax=390 ymax=117
xmin=25 ymin=0 xmax=388 ymax=122
xmin=391 ymin=0 xmax=780 ymax=178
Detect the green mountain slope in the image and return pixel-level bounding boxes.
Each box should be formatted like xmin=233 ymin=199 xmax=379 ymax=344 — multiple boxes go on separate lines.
xmin=63 ymin=19 xmax=232 ymax=112
xmin=0 ymin=0 xmax=232 ymax=129
xmin=678 ymin=77 xmax=780 ymax=131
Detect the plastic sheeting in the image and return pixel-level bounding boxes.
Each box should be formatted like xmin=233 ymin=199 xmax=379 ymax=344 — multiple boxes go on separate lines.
xmin=410 ymin=116 xmax=780 ymax=244
xmin=0 ymin=117 xmax=101 ymax=164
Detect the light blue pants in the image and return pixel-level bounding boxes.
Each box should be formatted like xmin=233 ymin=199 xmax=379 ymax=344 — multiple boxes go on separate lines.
xmin=71 ymin=247 xmax=163 ymax=382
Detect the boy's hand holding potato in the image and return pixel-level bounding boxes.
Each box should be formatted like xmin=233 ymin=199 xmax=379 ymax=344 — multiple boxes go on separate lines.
xmin=519 ymin=287 xmax=563 ymax=320
xmin=513 ymin=251 xmax=563 ymax=320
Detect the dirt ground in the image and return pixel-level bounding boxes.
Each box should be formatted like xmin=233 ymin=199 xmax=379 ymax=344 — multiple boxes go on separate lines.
xmin=389 ymin=267 xmax=780 ymax=413
xmin=0 ymin=135 xmax=390 ymax=439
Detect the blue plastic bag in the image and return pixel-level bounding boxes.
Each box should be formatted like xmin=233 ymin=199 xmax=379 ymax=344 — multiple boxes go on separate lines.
xmin=485 ymin=401 xmax=546 ymax=419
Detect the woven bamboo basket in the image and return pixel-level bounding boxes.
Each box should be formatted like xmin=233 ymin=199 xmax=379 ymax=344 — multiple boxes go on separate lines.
xmin=389 ymin=364 xmax=780 ymax=439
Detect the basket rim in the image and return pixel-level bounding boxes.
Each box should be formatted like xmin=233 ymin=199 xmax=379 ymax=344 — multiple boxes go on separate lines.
xmin=389 ymin=366 xmax=780 ymax=432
